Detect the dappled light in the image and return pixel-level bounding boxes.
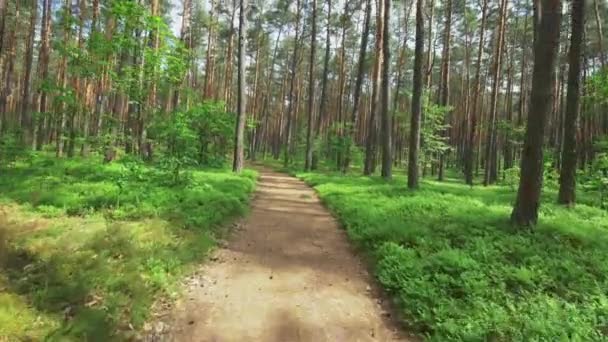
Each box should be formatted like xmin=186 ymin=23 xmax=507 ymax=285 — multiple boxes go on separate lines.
xmin=1 ymin=0 xmax=607 ymax=339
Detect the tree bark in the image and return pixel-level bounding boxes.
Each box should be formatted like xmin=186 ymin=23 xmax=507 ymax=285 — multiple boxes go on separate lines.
xmin=283 ymin=0 xmax=302 ymax=166
xmin=464 ymin=0 xmax=488 ymax=185
xmin=312 ymin=0 xmax=333 ymax=170
xmin=56 ymin=0 xmax=70 ymax=157
xmin=424 ymin=0 xmax=435 ymax=89
xmin=364 ymin=0 xmax=384 ymax=175
xmin=408 ymin=0 xmax=425 ymax=189
xmin=224 ymin=0 xmax=237 ymax=110
xmin=380 ymin=0 xmax=392 ymax=179
xmin=233 ymin=0 xmax=248 ymax=172
xmin=204 ymin=0 xmax=217 ymax=99
xmin=437 ymin=0 xmax=453 ymax=181
xmin=483 ymin=0 xmax=508 ymax=185
xmin=335 ymin=1 xmax=350 ymax=170
xmin=511 ymin=0 xmax=562 ymax=226
xmin=305 ymin=0 xmax=318 ymax=171
xmin=20 ymin=0 xmax=37 ymax=143
xmin=0 ymin=0 xmax=18 ymax=131
xmin=558 ymin=0 xmax=585 ymax=206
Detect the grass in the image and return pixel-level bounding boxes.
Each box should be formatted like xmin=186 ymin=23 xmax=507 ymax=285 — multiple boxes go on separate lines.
xmin=0 ymin=153 xmax=257 ymax=341
xmin=291 ymin=168 xmax=608 ymax=341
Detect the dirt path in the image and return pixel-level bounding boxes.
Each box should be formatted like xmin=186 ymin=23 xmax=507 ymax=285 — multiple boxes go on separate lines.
xmin=158 ymin=168 xmax=408 ymax=341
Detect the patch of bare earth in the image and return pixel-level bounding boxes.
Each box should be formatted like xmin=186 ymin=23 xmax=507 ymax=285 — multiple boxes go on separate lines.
xmin=147 ymin=169 xmax=411 ymax=341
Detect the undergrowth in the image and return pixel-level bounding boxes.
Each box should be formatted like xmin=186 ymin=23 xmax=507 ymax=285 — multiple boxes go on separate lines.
xmin=296 ymin=170 xmax=608 ymax=340
xmin=0 ymin=153 xmax=257 ymax=341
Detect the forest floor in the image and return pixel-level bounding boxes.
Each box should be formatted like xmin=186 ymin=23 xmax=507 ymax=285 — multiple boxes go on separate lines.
xmin=152 ymin=167 xmax=409 ymax=341
xmin=0 ymin=155 xmax=257 ymax=341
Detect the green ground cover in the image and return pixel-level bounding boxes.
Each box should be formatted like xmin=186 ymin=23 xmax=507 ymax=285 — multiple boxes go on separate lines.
xmin=295 ymin=168 xmax=608 ymax=340
xmin=0 ymin=154 xmax=256 ymax=341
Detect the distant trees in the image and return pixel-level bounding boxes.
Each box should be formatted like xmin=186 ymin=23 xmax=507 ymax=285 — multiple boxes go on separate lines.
xmin=1 ymin=0 xmax=607 ymax=225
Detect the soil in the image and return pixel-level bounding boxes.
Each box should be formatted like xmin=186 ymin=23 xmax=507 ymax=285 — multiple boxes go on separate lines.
xmin=150 ymin=168 xmax=410 ymax=341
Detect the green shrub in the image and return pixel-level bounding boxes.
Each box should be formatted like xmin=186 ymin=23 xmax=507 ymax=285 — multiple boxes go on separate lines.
xmin=298 ymin=172 xmax=608 ymax=340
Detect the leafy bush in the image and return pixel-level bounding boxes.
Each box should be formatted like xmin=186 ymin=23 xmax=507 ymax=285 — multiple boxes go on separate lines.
xmin=502 ymin=166 xmax=520 ymax=191
xmin=0 ymin=130 xmax=29 ymax=168
xmin=151 ymin=101 xmax=235 ymax=182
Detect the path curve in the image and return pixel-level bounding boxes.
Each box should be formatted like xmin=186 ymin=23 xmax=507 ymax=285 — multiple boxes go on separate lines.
xmin=160 ymin=168 xmax=408 ymax=341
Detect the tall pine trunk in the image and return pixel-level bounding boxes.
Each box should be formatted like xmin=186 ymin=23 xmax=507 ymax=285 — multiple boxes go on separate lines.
xmin=20 ymin=0 xmax=37 ymax=144
xmin=558 ymin=0 xmax=585 ymax=205
xmin=283 ymin=0 xmax=301 ymax=167
xmin=364 ymin=0 xmax=384 ymax=175
xmin=408 ymin=0 xmax=425 ymax=189
xmin=464 ymin=0 xmax=487 ymax=185
xmin=233 ymin=0 xmax=248 ymax=172
xmin=483 ymin=0 xmax=508 ymax=185
xmin=380 ymin=0 xmax=392 ymax=179
xmin=305 ymin=0 xmax=318 ymax=171
xmin=437 ymin=0 xmax=452 ymax=181
xmin=511 ymin=0 xmax=561 ymax=226
xmin=312 ymin=0 xmax=332 ymax=170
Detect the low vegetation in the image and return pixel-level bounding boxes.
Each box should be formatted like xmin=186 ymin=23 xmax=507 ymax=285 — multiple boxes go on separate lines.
xmin=0 ymin=154 xmax=256 ymax=340
xmin=296 ymin=170 xmax=608 ymax=340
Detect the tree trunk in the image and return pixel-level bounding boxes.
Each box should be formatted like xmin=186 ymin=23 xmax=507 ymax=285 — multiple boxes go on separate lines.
xmin=0 ymin=0 xmax=18 ymax=132
xmin=56 ymin=0 xmax=70 ymax=157
xmin=364 ymin=0 xmax=384 ymax=175
xmin=204 ymin=0 xmax=217 ymax=99
xmin=464 ymin=0 xmax=488 ymax=185
xmin=408 ymin=0 xmax=425 ymax=189
xmin=20 ymin=0 xmax=37 ymax=144
xmin=558 ymin=0 xmax=585 ymax=206
xmin=511 ymin=0 xmax=562 ymax=226
xmin=424 ymin=0 xmax=435 ymax=89
xmin=593 ymin=0 xmax=606 ymax=68
xmin=233 ymin=0 xmax=248 ymax=172
xmin=380 ymin=0 xmax=392 ymax=179
xmin=343 ymin=0 xmax=369 ymax=172
xmin=283 ymin=0 xmax=302 ymax=166
xmin=335 ymin=2 xmax=349 ymax=170
xmin=0 ymin=0 xmax=6 ymax=58
xmin=34 ymin=0 xmax=52 ymax=149
xmin=305 ymin=0 xmax=318 ymax=171
xmin=437 ymin=0 xmax=453 ymax=181
xmin=312 ymin=0 xmax=333 ymax=170
xmin=483 ymin=0 xmax=508 ymax=185
xmin=224 ymin=0 xmax=237 ymax=109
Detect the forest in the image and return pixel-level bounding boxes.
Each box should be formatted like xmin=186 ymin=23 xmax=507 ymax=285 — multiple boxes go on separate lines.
xmin=1 ymin=0 xmax=608 ymax=340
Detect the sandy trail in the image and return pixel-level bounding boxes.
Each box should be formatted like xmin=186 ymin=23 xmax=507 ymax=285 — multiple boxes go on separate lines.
xmin=159 ymin=168 xmax=408 ymax=341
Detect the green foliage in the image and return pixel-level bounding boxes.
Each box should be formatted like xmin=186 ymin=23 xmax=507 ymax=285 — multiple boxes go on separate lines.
xmin=151 ymin=102 xmax=235 ymax=181
xmin=585 ymin=69 xmax=608 ymax=106
xmin=421 ymin=93 xmax=451 ymax=168
xmin=502 ymin=166 xmax=520 ymax=191
xmin=297 ymin=171 xmax=608 ymax=340
xmin=575 ymin=137 xmax=608 ymax=208
xmin=0 ymin=130 xmax=29 ymax=167
xmin=497 ymin=119 xmax=525 ymax=147
xmin=585 ymin=154 xmax=608 ymax=208
xmin=0 ymin=154 xmax=257 ymax=340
